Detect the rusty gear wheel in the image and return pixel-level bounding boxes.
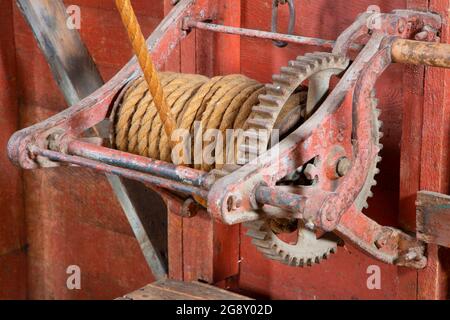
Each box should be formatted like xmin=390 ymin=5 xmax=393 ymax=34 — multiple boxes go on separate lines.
xmin=241 ymin=52 xmax=383 ymax=267
xmin=245 ymin=220 xmax=339 ymax=266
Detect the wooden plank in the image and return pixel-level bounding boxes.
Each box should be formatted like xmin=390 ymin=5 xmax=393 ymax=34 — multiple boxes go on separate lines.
xmin=122 ymin=279 xmax=251 ymax=300
xmin=0 ymin=0 xmax=27 ymax=299
xmin=16 ymin=0 xmax=103 ymax=106
xmin=181 ymin=0 xmax=241 ymax=284
xmin=417 ymin=0 xmax=450 ymax=301
xmin=154 ymin=279 xmax=252 ymax=300
xmin=417 ymin=191 xmax=450 ymax=247
xmin=17 ymin=0 xmax=168 ymax=279
xmin=399 ymin=0 xmax=428 ymax=231
xmin=163 ymin=0 xmax=184 ymax=282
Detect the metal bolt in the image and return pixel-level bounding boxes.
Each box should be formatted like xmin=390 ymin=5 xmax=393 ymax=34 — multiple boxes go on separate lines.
xmin=336 ymin=157 xmax=351 ymax=177
xmin=415 ymin=31 xmax=429 ymax=41
xmin=226 ymin=194 xmax=242 ymax=212
xmin=375 ymin=238 xmax=387 ymax=249
xmin=304 ymin=163 xmax=319 ymax=180
xmin=181 ymin=198 xmax=199 ymax=218
xmin=305 ymin=220 xmax=315 ymax=231
xmin=405 ymin=250 xmax=418 ymax=261
xmin=326 ymin=211 xmax=335 ymax=222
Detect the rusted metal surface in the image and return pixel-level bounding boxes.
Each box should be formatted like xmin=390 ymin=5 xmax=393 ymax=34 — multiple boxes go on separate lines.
xmin=8 ymin=0 xmax=201 ymax=170
xmin=30 ymin=146 xmax=209 ymax=199
xmin=68 ymin=140 xmax=212 ymax=188
xmin=417 ymin=191 xmax=450 ymax=248
xmin=207 ymin=9 xmax=440 ymax=267
xmin=254 ymin=186 xmax=306 ymax=216
xmin=7 ymin=4 xmax=446 ymax=273
xmin=184 ymin=19 xmax=337 ymax=49
xmin=392 ymin=39 xmax=450 ymax=68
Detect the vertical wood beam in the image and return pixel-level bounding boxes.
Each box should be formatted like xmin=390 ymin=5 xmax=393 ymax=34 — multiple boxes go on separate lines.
xmin=0 ymin=0 xmax=27 ymax=299
xmin=166 ymin=0 xmax=241 ymax=284
xmin=164 ymin=0 xmax=184 ymax=281
xmin=417 ymin=0 xmax=450 ymax=300
xmin=399 ymin=0 xmax=428 ymax=232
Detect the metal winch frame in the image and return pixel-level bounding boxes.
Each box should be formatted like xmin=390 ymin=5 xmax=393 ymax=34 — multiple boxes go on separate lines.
xmin=8 ymin=0 xmax=450 ymax=271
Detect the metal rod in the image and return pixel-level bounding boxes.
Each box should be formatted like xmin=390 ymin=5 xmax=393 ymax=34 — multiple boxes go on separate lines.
xmin=392 ymin=39 xmax=450 ymax=69
xmin=30 ymin=146 xmax=209 ymax=199
xmin=67 ymin=140 xmax=211 ymax=188
xmin=255 ymin=186 xmax=306 ymax=214
xmin=184 ymin=19 xmax=364 ymax=50
xmin=185 ymin=19 xmax=336 ymax=48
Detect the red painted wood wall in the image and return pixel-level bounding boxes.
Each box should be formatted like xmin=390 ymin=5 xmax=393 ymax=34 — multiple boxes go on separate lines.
xmin=0 ymin=0 xmax=449 ymax=299
xmin=0 ymin=0 xmax=26 ymax=300
xmin=11 ymin=0 xmax=163 ymax=299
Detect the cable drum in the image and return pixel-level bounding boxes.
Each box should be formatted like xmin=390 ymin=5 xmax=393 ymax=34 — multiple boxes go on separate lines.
xmin=113 ymin=72 xmax=306 ymax=171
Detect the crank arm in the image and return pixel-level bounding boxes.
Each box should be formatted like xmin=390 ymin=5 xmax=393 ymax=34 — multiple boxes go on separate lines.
xmin=336 ymin=205 xmax=427 ymax=269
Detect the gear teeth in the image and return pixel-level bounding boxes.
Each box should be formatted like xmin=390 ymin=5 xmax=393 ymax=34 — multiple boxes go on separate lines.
xmin=242 ymin=52 xmax=349 ymax=267
xmin=272 ymin=74 xmax=294 ymax=85
xmin=253 ymin=240 xmax=275 ymax=250
xmin=252 ymin=105 xmax=279 ymax=117
xmin=296 ymin=56 xmax=318 ymax=68
xmin=288 ymin=60 xmax=310 ymax=73
xmin=281 ymin=66 xmax=301 ymax=76
xmin=354 ymin=94 xmax=383 ymax=211
xmin=259 ymin=94 xmax=282 ymax=106
xmin=293 ymin=59 xmax=315 ymax=71
xmin=246 ymin=229 xmax=268 ymax=241
xmin=246 ymin=118 xmax=272 ymax=130
xmin=265 ymin=83 xmax=284 ymax=96
xmin=240 ymin=130 xmax=269 ymax=145
xmin=244 ymin=220 xmax=265 ymax=230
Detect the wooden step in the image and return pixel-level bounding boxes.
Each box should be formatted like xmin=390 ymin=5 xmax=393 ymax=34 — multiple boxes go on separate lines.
xmin=118 ymin=279 xmax=252 ymax=300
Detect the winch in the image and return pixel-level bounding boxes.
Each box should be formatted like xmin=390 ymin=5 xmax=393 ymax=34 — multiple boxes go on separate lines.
xmin=8 ymin=0 xmax=450 ymax=279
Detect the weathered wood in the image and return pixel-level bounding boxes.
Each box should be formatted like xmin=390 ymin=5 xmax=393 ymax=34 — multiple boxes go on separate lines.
xmin=417 ymin=191 xmax=450 ymax=248
xmin=122 ymin=279 xmax=251 ymax=300
xmin=164 ymin=0 xmax=240 ymax=284
xmin=180 ymin=0 xmax=241 ymax=284
xmin=17 ymin=0 xmax=168 ymax=279
xmin=417 ymin=0 xmax=450 ymax=301
xmin=16 ymin=0 xmax=103 ymax=106
xmin=0 ymin=0 xmax=27 ymax=299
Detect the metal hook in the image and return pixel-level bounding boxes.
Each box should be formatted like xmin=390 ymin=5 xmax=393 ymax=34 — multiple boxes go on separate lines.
xmin=271 ymin=0 xmax=296 ymax=48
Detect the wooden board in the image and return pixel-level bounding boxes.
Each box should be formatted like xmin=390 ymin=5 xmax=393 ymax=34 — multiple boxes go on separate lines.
xmin=417 ymin=191 xmax=450 ymax=248
xmin=0 ymin=0 xmax=27 ymax=300
xmin=417 ymin=0 xmax=450 ymax=301
xmin=166 ymin=0 xmax=241 ymax=285
xmin=120 ymin=279 xmax=251 ymax=300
